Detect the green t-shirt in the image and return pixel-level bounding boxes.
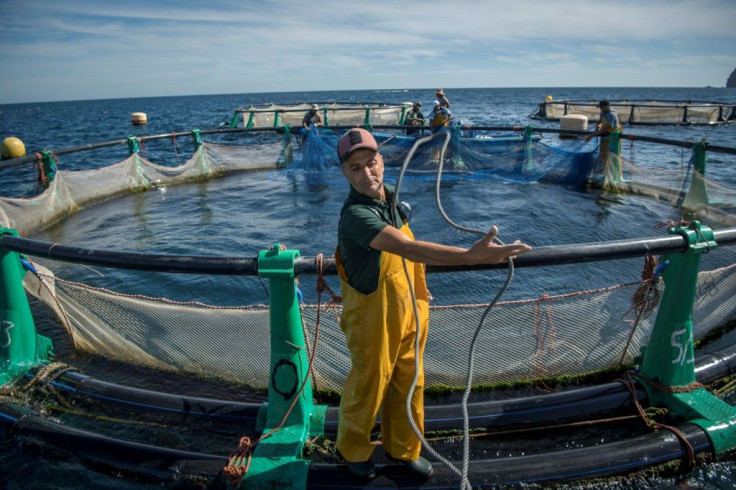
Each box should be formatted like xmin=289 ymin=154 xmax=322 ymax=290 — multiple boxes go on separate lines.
xmin=338 ymin=184 xmax=403 ymax=295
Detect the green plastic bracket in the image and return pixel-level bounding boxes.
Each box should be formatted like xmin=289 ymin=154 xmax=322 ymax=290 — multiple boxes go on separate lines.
xmin=322 ymin=108 xmax=329 ymax=127
xmin=1 ymin=228 xmax=54 ymax=386
xmin=636 ymin=221 xmax=736 ymax=457
xmin=273 ymin=110 xmax=281 ymax=128
xmin=681 ymin=140 xmax=711 ymax=212
xmin=692 ymin=140 xmax=707 ymax=175
xmin=399 ymin=105 xmax=407 ymax=125
xmin=245 ymin=111 xmax=256 ymax=129
xmin=277 ymin=125 xmax=293 ymax=168
xmin=241 ymin=244 xmax=326 ymax=489
xmin=39 ymin=150 xmax=58 ymax=188
xmin=191 ymin=129 xmax=203 ymax=151
xmin=229 ymin=111 xmax=240 ymax=129
xmin=126 ymin=136 xmax=140 ymax=155
xmin=363 ymin=106 xmax=372 ymax=130
xmin=522 ymin=126 xmax=535 ymax=174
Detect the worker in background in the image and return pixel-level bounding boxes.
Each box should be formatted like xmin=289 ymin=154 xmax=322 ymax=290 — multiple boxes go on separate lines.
xmin=405 ymin=102 xmax=425 ymax=135
xmin=301 ymin=104 xmax=323 ymax=144
xmin=584 ymin=99 xmax=622 ymax=179
xmin=435 ymin=88 xmax=450 ymax=109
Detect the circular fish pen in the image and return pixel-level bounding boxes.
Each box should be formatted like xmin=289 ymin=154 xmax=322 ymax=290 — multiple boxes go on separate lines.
xmin=2 ymin=103 xmax=736 ymax=488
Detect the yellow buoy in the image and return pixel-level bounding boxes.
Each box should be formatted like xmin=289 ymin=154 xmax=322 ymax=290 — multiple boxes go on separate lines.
xmin=545 ymin=95 xmax=553 ymax=102
xmin=131 ymin=112 xmax=148 ymax=125
xmin=2 ymin=136 xmax=26 ymax=160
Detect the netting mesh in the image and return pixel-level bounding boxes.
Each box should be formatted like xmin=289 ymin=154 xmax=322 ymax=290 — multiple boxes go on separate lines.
xmin=237 ymin=102 xmax=410 ymax=128
xmin=3 ymin=127 xmax=735 ymax=393
xmin=532 ymin=100 xmax=735 ymax=125
xmin=4 ymin=128 xmax=735 ymax=235
xmin=23 ymin=263 xmax=736 ymax=392
xmin=0 ymin=143 xmax=282 ymax=235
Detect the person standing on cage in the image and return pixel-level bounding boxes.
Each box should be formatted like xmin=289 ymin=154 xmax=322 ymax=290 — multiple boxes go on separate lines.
xmin=584 ymin=99 xmax=622 ymax=184
xmin=334 ymin=128 xmax=531 ymax=480
xmin=301 ymin=104 xmax=323 ymax=145
xmin=435 ymin=88 xmax=450 ymax=109
xmin=404 ymin=102 xmax=425 ymax=135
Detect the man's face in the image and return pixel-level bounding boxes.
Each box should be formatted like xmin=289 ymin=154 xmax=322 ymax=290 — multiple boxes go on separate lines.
xmin=341 ymin=148 xmax=384 ymax=199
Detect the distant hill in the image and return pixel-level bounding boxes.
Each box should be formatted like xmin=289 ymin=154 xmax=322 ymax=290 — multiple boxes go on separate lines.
xmin=728 ymin=67 xmax=736 ymax=88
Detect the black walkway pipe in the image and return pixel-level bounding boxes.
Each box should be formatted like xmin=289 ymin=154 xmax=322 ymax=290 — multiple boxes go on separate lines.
xmin=4 ymin=337 xmax=734 ymax=487
xmin=39 ymin=340 xmax=736 ymax=437
xmin=2 ymin=228 xmax=735 ymax=276
xmin=2 ymin=123 xmax=735 ymax=171
xmin=0 ymin=401 xmax=715 ymax=488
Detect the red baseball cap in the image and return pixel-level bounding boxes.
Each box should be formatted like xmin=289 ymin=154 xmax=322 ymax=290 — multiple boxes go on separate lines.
xmin=337 ymin=128 xmax=378 ymax=164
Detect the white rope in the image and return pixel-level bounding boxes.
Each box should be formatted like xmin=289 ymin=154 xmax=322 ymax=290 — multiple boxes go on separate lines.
xmin=392 ymin=129 xmax=515 ymax=489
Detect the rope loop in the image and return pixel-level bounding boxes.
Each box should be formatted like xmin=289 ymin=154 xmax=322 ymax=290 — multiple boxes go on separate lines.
xmin=315 ymin=254 xmax=341 ymax=307
xmin=223 ymin=436 xmax=255 ymax=489
xmin=617 ymin=374 xmax=698 ymax=470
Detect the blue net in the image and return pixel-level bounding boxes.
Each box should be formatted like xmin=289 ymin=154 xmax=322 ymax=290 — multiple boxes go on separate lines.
xmin=296 ymin=126 xmax=596 ymax=186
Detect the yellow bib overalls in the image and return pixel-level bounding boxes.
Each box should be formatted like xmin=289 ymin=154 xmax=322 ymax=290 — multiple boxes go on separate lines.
xmin=335 ymin=222 xmax=430 ymax=462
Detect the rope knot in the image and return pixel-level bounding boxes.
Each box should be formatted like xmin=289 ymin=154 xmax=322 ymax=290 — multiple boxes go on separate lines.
xmin=223 ymin=436 xmax=256 ymax=488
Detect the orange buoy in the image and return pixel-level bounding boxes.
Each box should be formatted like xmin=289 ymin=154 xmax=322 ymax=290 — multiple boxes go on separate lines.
xmin=131 ymin=112 xmax=148 ymax=125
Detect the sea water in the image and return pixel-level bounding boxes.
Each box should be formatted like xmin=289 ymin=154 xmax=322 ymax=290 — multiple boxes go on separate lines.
xmin=1 ymin=87 xmax=736 ymax=488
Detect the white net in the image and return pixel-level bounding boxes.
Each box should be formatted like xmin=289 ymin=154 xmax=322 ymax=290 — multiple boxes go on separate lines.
xmin=22 ymin=263 xmax=736 ymax=392
xmin=533 ymin=100 xmax=735 ymax=125
xmin=0 ymin=143 xmax=284 ymax=235
xmin=236 ymin=102 xmax=411 ymax=128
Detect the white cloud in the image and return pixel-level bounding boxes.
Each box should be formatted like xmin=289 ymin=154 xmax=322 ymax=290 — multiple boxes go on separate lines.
xmin=1 ymin=0 xmax=734 ymax=102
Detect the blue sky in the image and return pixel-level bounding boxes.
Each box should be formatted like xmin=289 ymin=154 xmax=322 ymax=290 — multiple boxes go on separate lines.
xmin=1 ymin=0 xmax=735 ymax=104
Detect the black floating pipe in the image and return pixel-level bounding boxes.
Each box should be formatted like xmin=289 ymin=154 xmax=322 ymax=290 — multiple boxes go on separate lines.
xmin=51 ymin=370 xmax=262 ymax=424
xmin=43 ymin=341 xmax=736 ymax=438
xmin=307 ymin=423 xmax=712 ymax=488
xmin=0 ymin=404 xmax=228 ymax=481
xmin=0 ymin=401 xmax=714 ymax=488
xmin=3 ymin=228 xmax=735 ymax=276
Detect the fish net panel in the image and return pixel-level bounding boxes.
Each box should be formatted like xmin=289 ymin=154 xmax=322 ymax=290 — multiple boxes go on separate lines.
xmin=239 ymin=103 xmax=409 ymax=128
xmin=24 ymin=263 xmax=736 ymax=393
xmin=536 ymin=101 xmax=730 ymax=125
xmin=0 ymin=144 xmax=282 ymax=235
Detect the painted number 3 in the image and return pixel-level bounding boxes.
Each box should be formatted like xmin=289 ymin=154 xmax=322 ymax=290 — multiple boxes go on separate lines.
xmin=671 ymin=329 xmax=694 ymax=366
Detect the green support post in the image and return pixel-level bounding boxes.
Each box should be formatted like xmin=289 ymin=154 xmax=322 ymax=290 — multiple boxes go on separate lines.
xmin=521 ymin=126 xmax=535 ymax=174
xmin=322 ymin=108 xmax=329 ymax=127
xmin=273 ymin=110 xmax=281 ymax=128
xmin=609 ymin=130 xmax=623 ymax=182
xmin=229 ymin=111 xmax=240 ymax=129
xmin=363 ymin=107 xmax=372 ymax=129
xmin=245 ymin=111 xmax=256 ymax=129
xmin=39 ymin=150 xmax=58 ymax=189
xmin=1 ymin=228 xmax=53 ymax=386
xmin=191 ymin=129 xmax=203 ymax=151
xmin=127 ymin=136 xmax=140 ymax=155
xmin=682 ymin=140 xmax=710 ymax=212
xmin=398 ymin=105 xmax=407 ymax=125
xmin=449 ymin=125 xmax=466 ymax=170
xmin=636 ymin=221 xmax=736 ymax=457
xmin=241 ymin=244 xmax=326 ymax=489
xmin=277 ymin=125 xmax=293 ymax=168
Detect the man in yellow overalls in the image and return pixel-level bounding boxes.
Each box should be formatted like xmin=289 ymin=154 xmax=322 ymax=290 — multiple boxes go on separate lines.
xmin=584 ymin=99 xmax=623 ymax=187
xmin=335 ymin=128 xmax=532 ymax=480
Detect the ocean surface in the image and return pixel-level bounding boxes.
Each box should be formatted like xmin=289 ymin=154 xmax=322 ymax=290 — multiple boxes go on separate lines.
xmin=1 ymin=87 xmax=736 ymax=489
